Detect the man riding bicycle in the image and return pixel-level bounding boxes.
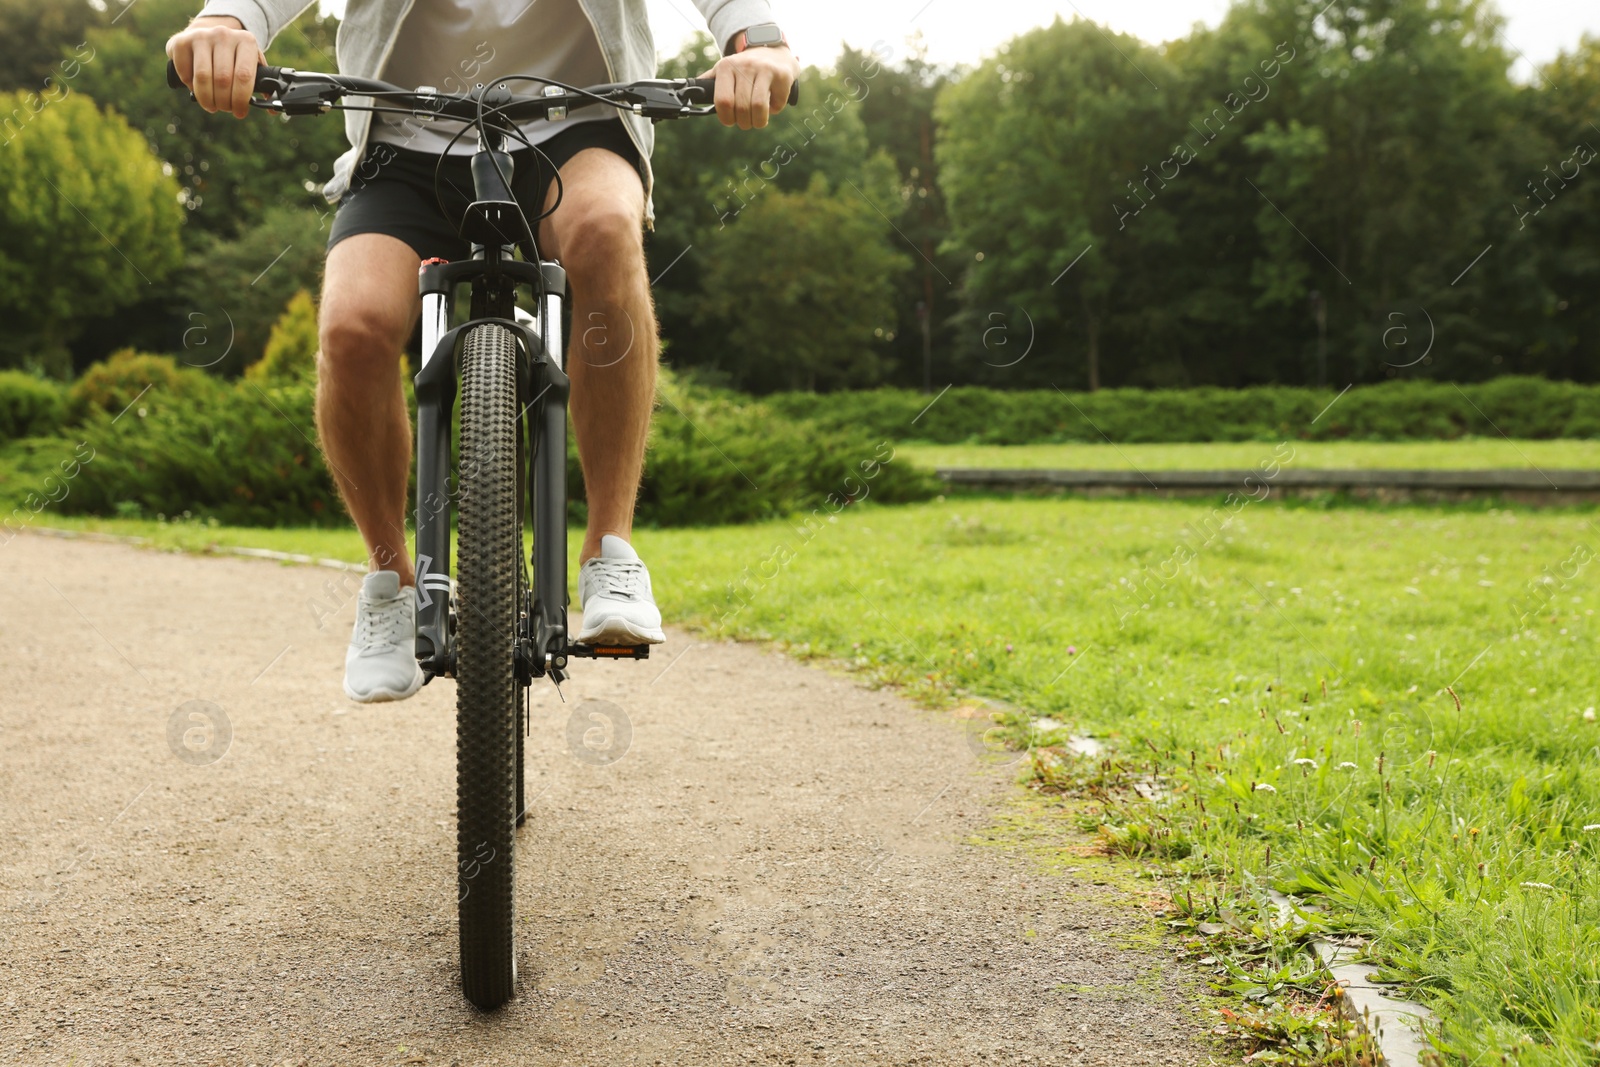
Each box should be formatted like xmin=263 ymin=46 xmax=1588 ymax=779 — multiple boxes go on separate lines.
xmin=166 ymin=0 xmax=799 ymax=703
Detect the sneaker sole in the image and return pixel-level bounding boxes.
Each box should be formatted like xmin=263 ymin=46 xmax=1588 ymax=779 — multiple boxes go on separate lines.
xmin=344 ymin=665 xmax=425 ymax=704
xmin=575 ymin=616 xmax=666 ymax=646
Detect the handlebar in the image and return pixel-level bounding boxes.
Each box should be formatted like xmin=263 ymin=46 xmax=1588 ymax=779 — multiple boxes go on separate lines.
xmin=164 ymin=60 xmax=798 ymax=123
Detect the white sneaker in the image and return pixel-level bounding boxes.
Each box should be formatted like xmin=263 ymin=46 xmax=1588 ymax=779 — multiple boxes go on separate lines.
xmin=344 ymin=570 xmax=425 ymax=703
xmin=576 ymin=535 xmax=665 ymax=645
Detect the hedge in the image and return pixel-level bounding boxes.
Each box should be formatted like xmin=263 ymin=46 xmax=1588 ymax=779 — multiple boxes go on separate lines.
xmin=764 ymin=377 xmax=1600 ymax=444
xmin=51 ymin=364 xmax=936 ymax=528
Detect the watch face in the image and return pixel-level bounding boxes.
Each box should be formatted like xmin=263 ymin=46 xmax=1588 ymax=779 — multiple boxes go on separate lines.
xmin=746 ymin=22 xmax=783 ymax=47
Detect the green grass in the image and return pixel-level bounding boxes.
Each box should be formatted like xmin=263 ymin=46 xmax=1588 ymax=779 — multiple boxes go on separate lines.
xmin=899 ymin=438 xmax=1600 ymax=471
xmin=12 ymin=478 xmax=1600 ymax=1062
xmin=629 ymin=497 xmax=1600 ymax=1064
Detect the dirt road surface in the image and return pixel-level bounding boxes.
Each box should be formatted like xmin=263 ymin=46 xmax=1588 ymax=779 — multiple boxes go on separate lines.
xmin=1 ymin=535 xmax=1207 ymax=1065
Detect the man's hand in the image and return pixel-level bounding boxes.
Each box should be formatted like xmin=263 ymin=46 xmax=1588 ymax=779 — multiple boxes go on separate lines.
xmin=705 ymin=35 xmax=800 ymax=131
xmin=166 ymin=16 xmax=259 ymax=119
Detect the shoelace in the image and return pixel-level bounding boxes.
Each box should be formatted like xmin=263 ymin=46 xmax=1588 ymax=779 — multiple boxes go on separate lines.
xmin=354 ymin=591 xmax=411 ymax=652
xmin=586 ymin=558 xmax=647 ymax=601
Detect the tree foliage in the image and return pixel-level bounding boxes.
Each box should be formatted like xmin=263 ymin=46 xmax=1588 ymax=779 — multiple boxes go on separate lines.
xmin=0 ymin=92 xmax=183 ymax=374
xmin=696 ymin=169 xmax=910 ymax=391
xmin=72 ymin=0 xmax=346 ymax=243
xmin=844 ymin=39 xmax=962 ymax=391
xmin=649 ymin=35 xmax=910 ymax=390
xmin=0 ymin=0 xmax=103 ymax=95
xmin=3 ymin=0 xmax=1598 ymax=389
xmin=938 ymin=18 xmax=1176 ymax=390
xmin=933 ymin=0 xmax=1597 ymax=389
xmin=177 ymin=206 xmax=328 ymax=378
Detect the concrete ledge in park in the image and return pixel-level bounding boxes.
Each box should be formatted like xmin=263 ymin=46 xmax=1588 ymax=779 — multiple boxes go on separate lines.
xmin=1270 ymin=891 xmax=1436 ymax=1066
xmin=936 ymin=467 xmax=1600 ymax=504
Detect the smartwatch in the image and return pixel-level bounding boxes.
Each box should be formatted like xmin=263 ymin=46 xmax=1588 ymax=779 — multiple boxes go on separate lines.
xmin=737 ymin=23 xmax=786 ymax=50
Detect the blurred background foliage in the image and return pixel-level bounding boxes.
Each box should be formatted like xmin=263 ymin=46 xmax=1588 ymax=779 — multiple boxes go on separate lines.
xmin=0 ymin=0 xmax=1594 ymax=393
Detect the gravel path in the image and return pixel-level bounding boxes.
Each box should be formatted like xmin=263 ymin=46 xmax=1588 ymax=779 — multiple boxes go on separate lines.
xmin=0 ymin=535 xmax=1207 ymax=1065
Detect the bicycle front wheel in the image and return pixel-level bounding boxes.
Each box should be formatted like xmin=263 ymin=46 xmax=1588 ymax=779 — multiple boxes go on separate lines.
xmin=454 ymin=321 xmax=520 ymax=1010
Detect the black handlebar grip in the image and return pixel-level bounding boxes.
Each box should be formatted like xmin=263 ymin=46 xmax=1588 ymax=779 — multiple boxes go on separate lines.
xmin=165 ymin=58 xmax=284 ymax=93
xmin=689 ymin=75 xmax=800 ymax=107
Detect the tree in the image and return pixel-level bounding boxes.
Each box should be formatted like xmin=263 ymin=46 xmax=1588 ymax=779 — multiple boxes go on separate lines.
xmin=649 ymin=35 xmax=902 ymax=384
xmin=695 ymin=169 xmax=910 ymax=392
xmin=844 ymin=38 xmax=962 ymax=392
xmin=937 ymin=17 xmax=1176 ymax=390
xmin=0 ymin=92 xmax=183 ymax=375
xmin=1520 ymin=36 xmax=1600 ymax=380
xmin=1178 ymin=0 xmax=1531 ymax=385
xmin=0 ymin=0 xmax=103 ymax=95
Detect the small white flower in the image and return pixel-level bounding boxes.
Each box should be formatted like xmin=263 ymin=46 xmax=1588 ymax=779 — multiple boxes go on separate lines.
xmin=1218 ymin=697 xmax=1231 ymax=705
xmin=1586 ymin=708 xmax=1597 ymax=722
xmin=1584 ymin=825 xmax=1600 ymax=833
xmin=1520 ymin=882 xmax=1555 ymax=892
xmin=1254 ymin=783 xmax=1277 ymax=793
xmin=1336 ymin=762 xmax=1358 ymax=771
xmin=1293 ymin=758 xmax=1318 ymax=769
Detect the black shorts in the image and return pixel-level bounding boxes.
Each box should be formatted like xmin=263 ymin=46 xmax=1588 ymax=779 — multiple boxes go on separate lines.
xmin=326 ymin=118 xmax=642 ymax=261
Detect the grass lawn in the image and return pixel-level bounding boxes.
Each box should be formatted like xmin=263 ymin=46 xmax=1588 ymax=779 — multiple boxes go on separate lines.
xmin=11 ymin=482 xmax=1600 ymax=1062
xmin=637 ymin=497 xmax=1600 ymax=1064
xmin=900 ymin=438 xmax=1600 ymax=471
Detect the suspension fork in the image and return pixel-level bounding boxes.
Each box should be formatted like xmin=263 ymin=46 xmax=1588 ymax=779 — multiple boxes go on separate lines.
xmin=530 ymin=280 xmax=571 ymax=680
xmin=414 ymin=262 xmax=457 ymax=679
xmin=413 ymin=257 xmax=569 ymax=681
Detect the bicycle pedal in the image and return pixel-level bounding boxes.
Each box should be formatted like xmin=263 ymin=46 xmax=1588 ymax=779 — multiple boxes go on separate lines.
xmin=569 ymin=643 xmax=651 ymax=660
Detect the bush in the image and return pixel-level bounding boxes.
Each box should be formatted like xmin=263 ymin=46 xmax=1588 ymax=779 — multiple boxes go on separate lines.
xmin=61 ymin=377 xmax=343 ymax=527
xmin=625 ymin=374 xmax=938 ymax=526
xmin=0 ymin=371 xmax=66 ymax=440
xmin=67 ymin=349 xmax=223 ymax=425
xmin=766 ymin=377 xmax=1600 ymax=444
xmin=246 ymin=289 xmax=319 ymax=383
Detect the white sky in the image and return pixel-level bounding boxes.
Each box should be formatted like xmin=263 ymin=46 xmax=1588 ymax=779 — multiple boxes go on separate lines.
xmin=319 ymin=1 xmax=1599 ymax=78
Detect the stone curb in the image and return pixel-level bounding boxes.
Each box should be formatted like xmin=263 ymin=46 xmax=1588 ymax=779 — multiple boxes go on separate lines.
xmin=979 ymin=704 xmax=1441 ymax=1067
xmin=936 ymin=466 xmax=1600 ymax=490
xmin=1269 ymin=891 xmax=1435 ymax=1066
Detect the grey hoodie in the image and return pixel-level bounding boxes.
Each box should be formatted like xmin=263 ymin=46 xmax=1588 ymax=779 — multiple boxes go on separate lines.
xmin=195 ymin=0 xmax=775 ymax=216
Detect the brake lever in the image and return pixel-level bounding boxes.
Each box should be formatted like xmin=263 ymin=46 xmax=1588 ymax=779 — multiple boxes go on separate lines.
xmin=267 ymin=80 xmax=339 ymax=116
xmin=601 ymin=83 xmax=708 ymax=121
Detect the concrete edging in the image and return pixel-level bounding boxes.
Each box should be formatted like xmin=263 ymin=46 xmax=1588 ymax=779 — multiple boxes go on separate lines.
xmin=1000 ymin=708 xmax=1438 ymax=1066
xmin=1268 ymin=891 xmax=1436 ymax=1065
xmin=937 ymin=466 xmax=1600 ymax=503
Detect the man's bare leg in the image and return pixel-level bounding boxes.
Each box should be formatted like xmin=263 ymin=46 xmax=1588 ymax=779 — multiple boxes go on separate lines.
xmin=316 ymin=232 xmax=421 ymax=586
xmin=537 ymin=148 xmax=656 ymax=564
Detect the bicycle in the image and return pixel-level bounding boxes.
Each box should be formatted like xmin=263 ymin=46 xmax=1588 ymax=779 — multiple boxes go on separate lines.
xmin=166 ymin=58 xmax=798 ymax=1010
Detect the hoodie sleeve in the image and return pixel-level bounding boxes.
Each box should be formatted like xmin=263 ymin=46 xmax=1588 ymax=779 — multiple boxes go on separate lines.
xmin=194 ymin=0 xmax=319 ymax=50
xmin=690 ymin=0 xmax=779 ymax=55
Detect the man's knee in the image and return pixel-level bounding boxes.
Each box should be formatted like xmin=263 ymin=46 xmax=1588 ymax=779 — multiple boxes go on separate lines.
xmin=560 ymin=202 xmax=645 ymax=293
xmin=318 ymin=302 xmax=410 ymax=379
